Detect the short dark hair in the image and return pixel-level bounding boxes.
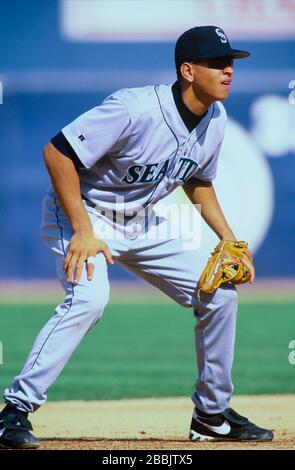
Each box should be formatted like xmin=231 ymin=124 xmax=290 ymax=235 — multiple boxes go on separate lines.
xmin=176 ymin=66 xmax=182 ymax=82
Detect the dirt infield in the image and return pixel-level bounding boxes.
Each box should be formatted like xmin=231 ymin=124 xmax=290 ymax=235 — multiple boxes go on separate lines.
xmin=4 ymin=394 xmax=293 ymax=451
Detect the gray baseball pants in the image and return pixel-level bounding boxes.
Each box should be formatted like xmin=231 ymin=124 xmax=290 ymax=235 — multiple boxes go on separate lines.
xmin=4 ymin=192 xmax=237 ymax=414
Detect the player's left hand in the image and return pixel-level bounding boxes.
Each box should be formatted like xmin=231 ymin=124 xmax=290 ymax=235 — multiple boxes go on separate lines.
xmin=242 ymin=251 xmax=255 ymax=284
xmin=222 ymin=233 xmax=255 ymax=283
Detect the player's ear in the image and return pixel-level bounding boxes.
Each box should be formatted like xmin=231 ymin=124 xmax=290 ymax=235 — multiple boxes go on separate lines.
xmin=180 ymin=62 xmax=194 ymax=84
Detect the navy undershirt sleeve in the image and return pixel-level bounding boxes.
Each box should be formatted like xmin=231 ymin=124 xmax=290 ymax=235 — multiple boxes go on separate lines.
xmin=50 ymin=132 xmax=85 ymax=170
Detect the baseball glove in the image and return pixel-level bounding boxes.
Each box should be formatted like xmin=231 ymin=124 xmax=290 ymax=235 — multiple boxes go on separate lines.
xmin=198 ymin=240 xmax=253 ymax=296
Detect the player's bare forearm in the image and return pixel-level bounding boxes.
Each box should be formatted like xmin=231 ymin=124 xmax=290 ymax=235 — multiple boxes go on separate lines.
xmin=43 ymin=143 xmax=113 ymax=283
xmin=43 ymin=143 xmax=92 ymax=233
xmin=182 ymin=178 xmax=236 ymax=241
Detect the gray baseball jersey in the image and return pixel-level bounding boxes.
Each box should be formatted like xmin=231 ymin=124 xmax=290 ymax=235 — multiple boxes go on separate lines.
xmin=61 ymin=84 xmax=226 ymax=212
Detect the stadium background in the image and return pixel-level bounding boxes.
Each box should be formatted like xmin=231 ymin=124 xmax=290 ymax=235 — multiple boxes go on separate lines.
xmin=0 ymin=0 xmax=294 ymax=445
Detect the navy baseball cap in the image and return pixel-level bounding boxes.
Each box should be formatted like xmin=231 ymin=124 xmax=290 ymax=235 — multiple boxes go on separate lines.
xmin=175 ymin=26 xmax=250 ymax=68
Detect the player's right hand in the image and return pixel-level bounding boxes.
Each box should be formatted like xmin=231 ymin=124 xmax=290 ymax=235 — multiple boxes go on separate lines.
xmin=63 ymin=229 xmax=114 ymax=284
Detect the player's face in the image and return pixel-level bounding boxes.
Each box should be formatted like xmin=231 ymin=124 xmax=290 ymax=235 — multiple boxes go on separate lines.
xmin=191 ymin=56 xmax=234 ymax=102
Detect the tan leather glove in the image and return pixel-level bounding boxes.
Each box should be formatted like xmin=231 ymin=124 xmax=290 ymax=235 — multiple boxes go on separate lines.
xmin=198 ymin=240 xmax=254 ymax=296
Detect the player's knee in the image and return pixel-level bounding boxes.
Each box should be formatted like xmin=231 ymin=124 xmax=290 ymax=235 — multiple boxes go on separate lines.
xmin=212 ymin=286 xmax=238 ymax=319
xmin=88 ymin=291 xmax=110 ymax=318
xmin=193 ymin=285 xmax=238 ymax=317
xmin=208 ymin=286 xmax=238 ymax=316
xmin=217 ymin=286 xmax=238 ymax=309
xmin=75 ymin=290 xmax=110 ymax=322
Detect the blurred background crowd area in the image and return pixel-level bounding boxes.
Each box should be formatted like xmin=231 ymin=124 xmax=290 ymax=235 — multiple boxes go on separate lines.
xmin=0 ymin=0 xmax=294 ymax=281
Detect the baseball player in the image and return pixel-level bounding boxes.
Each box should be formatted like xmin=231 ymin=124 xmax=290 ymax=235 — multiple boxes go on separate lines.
xmin=0 ymin=26 xmax=273 ymax=448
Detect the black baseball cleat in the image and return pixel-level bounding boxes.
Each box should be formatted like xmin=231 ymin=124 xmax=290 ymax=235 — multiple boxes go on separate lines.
xmin=0 ymin=404 xmax=40 ymax=449
xmin=189 ymin=407 xmax=274 ymax=442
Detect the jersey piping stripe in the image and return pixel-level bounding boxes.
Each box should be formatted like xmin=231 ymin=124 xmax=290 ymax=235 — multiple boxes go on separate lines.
xmin=154 ymin=85 xmax=180 ymax=149
xmin=23 ymin=199 xmax=75 ymax=373
xmin=187 ymin=103 xmax=215 ymax=160
xmin=142 ymin=85 xmax=179 ymax=208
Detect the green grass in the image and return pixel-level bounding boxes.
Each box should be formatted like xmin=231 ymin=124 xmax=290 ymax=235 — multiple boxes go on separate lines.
xmin=0 ymin=302 xmax=294 ymax=400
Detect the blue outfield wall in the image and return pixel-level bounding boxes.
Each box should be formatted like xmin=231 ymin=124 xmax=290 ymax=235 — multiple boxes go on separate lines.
xmin=0 ymin=0 xmax=294 ymax=279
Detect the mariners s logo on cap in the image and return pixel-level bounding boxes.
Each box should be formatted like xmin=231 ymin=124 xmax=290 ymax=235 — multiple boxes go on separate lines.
xmin=174 ymin=26 xmax=250 ymax=68
xmin=215 ymin=28 xmax=228 ymax=44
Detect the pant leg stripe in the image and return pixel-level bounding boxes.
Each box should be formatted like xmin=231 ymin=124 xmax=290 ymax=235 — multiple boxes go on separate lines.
xmin=24 ymin=198 xmax=75 ymax=371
